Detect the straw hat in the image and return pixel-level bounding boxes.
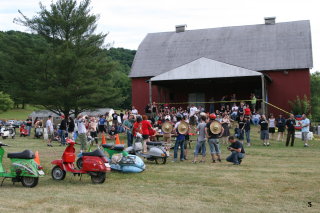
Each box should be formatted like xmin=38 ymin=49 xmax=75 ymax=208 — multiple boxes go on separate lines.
xmin=178 ymin=121 xmax=189 ymax=135
xmin=162 ymin=121 xmax=173 ymax=134
xmin=209 ymin=121 xmax=222 ymax=134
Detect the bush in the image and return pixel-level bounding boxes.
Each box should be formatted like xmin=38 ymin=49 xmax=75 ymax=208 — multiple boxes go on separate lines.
xmin=288 ymin=95 xmax=310 ymax=116
xmin=0 ymin=91 xmax=14 ymax=112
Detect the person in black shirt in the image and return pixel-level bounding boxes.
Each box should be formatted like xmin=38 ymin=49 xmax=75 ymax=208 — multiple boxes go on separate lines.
xmin=26 ymin=117 xmax=32 ymax=136
xmin=205 ymin=114 xmax=224 ymax=163
xmin=59 ymin=117 xmax=68 ymax=145
xmin=276 ymin=114 xmax=286 ymax=141
xmin=226 ymin=136 xmax=245 ymax=165
xmin=285 ymin=114 xmax=296 ymax=146
xmin=237 ymin=116 xmax=245 ymax=143
xmin=259 ymin=115 xmax=270 ymax=146
xmin=244 ymin=117 xmax=251 ymax=146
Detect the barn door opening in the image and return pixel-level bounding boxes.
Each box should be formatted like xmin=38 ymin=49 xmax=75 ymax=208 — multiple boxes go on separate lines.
xmin=188 ymin=93 xmax=205 ymax=108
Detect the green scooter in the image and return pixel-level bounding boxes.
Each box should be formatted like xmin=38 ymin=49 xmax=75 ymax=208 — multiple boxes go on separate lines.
xmin=0 ymin=142 xmax=45 ymax=187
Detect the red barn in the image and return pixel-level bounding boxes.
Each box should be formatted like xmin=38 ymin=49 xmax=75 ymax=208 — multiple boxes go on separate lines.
xmin=129 ymin=18 xmax=313 ymax=115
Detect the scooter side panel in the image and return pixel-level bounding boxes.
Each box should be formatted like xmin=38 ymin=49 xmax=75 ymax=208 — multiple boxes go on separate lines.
xmin=82 ymin=156 xmax=107 ymax=172
xmin=10 ymin=158 xmax=39 ymax=177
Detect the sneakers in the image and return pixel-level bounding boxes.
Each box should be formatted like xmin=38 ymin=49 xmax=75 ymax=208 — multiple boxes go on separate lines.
xmin=247 ymin=143 xmax=251 ymax=147
xmin=266 ymin=143 xmax=270 ymax=146
xmin=171 ymin=159 xmax=177 ymax=163
xmin=217 ymin=159 xmax=222 ymax=162
xmin=239 ymin=159 xmax=242 ymax=165
xmin=212 ymin=159 xmax=216 ymax=163
xmin=263 ymin=143 xmax=267 ymax=146
xmin=192 ymin=160 xmax=197 ymax=164
xmin=304 ymin=144 xmax=309 ymax=147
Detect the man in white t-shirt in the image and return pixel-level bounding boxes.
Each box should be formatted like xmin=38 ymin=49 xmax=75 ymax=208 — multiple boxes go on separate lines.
xmin=131 ymin=106 xmax=138 ymax=115
xmin=46 ymin=115 xmax=54 ymax=147
xmin=231 ymin=104 xmax=239 ymax=120
xmin=189 ymin=105 xmax=198 ymax=117
xmin=301 ymin=114 xmax=310 ymax=147
xmin=77 ymin=115 xmax=87 ymax=152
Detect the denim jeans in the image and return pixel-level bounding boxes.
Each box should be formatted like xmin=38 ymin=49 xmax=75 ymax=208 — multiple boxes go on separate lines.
xmin=127 ymin=132 xmax=133 ymax=147
xmin=252 ymin=118 xmax=259 ymax=125
xmin=26 ymin=126 xmax=32 ymax=136
xmin=194 ymin=140 xmax=206 ymax=157
xmin=231 ymin=112 xmax=238 ymax=120
xmin=226 ymin=151 xmax=245 ymax=164
xmin=208 ymin=138 xmax=220 ymax=154
xmin=174 ymin=139 xmax=185 ymax=160
xmin=60 ymin=130 xmax=66 ymax=145
xmin=245 ymin=130 xmax=251 ymax=143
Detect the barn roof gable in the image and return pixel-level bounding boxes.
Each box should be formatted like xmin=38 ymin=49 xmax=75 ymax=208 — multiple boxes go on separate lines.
xmin=150 ymin=57 xmax=261 ymax=82
xmin=130 ymin=20 xmax=313 ymax=78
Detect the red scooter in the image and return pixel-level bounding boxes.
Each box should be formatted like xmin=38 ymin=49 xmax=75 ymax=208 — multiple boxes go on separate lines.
xmin=51 ymin=139 xmax=111 ymax=184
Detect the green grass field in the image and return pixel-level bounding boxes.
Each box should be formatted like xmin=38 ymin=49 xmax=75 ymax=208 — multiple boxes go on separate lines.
xmin=0 ymin=126 xmax=319 ymax=213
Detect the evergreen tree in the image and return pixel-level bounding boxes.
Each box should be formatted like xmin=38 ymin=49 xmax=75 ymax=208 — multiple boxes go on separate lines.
xmin=15 ymin=0 xmax=121 ymax=117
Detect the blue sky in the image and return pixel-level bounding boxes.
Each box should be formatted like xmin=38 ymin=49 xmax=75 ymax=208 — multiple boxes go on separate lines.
xmin=0 ymin=0 xmax=319 ymax=72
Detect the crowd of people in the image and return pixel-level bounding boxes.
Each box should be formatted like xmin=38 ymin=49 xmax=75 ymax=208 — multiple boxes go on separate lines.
xmin=14 ymin=94 xmax=311 ymax=165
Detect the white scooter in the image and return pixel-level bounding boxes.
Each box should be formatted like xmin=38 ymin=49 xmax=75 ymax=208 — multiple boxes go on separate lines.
xmin=0 ymin=125 xmax=15 ymax=139
xmin=125 ymin=135 xmax=168 ymax=164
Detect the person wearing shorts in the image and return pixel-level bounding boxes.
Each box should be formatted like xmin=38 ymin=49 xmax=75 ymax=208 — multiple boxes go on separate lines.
xmin=192 ymin=116 xmax=207 ymax=163
xmin=46 ymin=115 xmax=54 ymax=147
xmin=205 ymin=114 xmax=224 ymax=163
xmin=301 ymin=114 xmax=310 ymax=147
xmin=141 ymin=115 xmax=152 ymax=153
xmin=259 ymin=115 xmax=269 ymax=146
xmin=268 ymin=114 xmax=276 ymax=140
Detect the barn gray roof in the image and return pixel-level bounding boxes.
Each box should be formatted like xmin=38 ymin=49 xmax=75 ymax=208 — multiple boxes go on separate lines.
xmin=150 ymin=57 xmax=261 ymax=81
xmin=130 ymin=20 xmax=313 ymax=78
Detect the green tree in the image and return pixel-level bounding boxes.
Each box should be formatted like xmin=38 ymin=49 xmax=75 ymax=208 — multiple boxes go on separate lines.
xmin=15 ymin=0 xmax=120 ymax=117
xmin=0 ymin=91 xmax=14 ymax=112
xmin=0 ymin=31 xmax=46 ymax=108
xmin=311 ymin=71 xmax=320 ymax=121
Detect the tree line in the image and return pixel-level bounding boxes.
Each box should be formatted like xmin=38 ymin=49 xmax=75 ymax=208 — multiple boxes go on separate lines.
xmin=0 ymin=0 xmax=135 ymax=116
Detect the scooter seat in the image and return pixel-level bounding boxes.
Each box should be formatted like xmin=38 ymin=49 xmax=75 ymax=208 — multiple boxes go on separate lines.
xmin=102 ymin=144 xmax=113 ymax=149
xmin=82 ymin=149 xmax=105 ymax=157
xmin=113 ymin=145 xmax=125 ymax=151
xmin=146 ymin=142 xmax=163 ymax=146
xmin=101 ymin=144 xmax=125 ymax=151
xmin=7 ymin=150 xmax=35 ymax=159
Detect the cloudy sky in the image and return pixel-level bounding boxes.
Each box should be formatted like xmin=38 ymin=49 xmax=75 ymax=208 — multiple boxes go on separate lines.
xmin=0 ymin=0 xmax=318 ymax=72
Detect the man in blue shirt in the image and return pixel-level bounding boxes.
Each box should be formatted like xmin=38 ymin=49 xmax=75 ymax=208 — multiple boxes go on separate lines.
xmin=301 ymin=114 xmax=310 ymax=147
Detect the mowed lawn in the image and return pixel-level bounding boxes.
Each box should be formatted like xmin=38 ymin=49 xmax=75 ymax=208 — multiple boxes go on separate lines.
xmin=0 ymin=126 xmax=319 ymax=213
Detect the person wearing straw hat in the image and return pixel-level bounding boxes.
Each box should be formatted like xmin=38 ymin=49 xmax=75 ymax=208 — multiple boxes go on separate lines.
xmin=161 ymin=119 xmax=173 ymax=156
xmin=205 ymin=113 xmax=224 ymax=163
xmin=172 ymin=116 xmax=188 ymax=162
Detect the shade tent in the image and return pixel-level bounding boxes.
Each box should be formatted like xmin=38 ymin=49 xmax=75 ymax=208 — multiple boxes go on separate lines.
xmin=149 ymin=57 xmax=266 ymax=114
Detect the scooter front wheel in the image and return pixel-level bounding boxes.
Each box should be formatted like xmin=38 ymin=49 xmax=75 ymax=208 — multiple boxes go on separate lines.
xmin=21 ymin=177 xmax=39 ymax=188
xmin=51 ymin=166 xmax=66 ymax=180
xmin=90 ymin=172 xmax=106 ymax=184
xmin=155 ymin=157 xmax=167 ymax=165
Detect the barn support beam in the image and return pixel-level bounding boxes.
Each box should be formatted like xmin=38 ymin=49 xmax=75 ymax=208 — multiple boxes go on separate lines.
xmin=149 ymin=80 xmax=152 ymax=106
xmin=261 ymin=75 xmax=266 ymax=115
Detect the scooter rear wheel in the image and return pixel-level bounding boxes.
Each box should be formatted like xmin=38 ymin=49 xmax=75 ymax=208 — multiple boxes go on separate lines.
xmin=51 ymin=166 xmax=66 ymax=180
xmin=91 ymin=172 xmax=106 ymax=184
xmin=21 ymin=177 xmax=39 ymax=188
xmin=155 ymin=157 xmax=167 ymax=165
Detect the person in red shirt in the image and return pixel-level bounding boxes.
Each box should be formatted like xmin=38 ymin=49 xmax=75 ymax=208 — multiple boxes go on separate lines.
xmin=244 ymin=104 xmax=251 ymax=118
xmin=141 ymin=115 xmax=153 ymax=153
xmin=133 ymin=116 xmax=142 ymax=137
